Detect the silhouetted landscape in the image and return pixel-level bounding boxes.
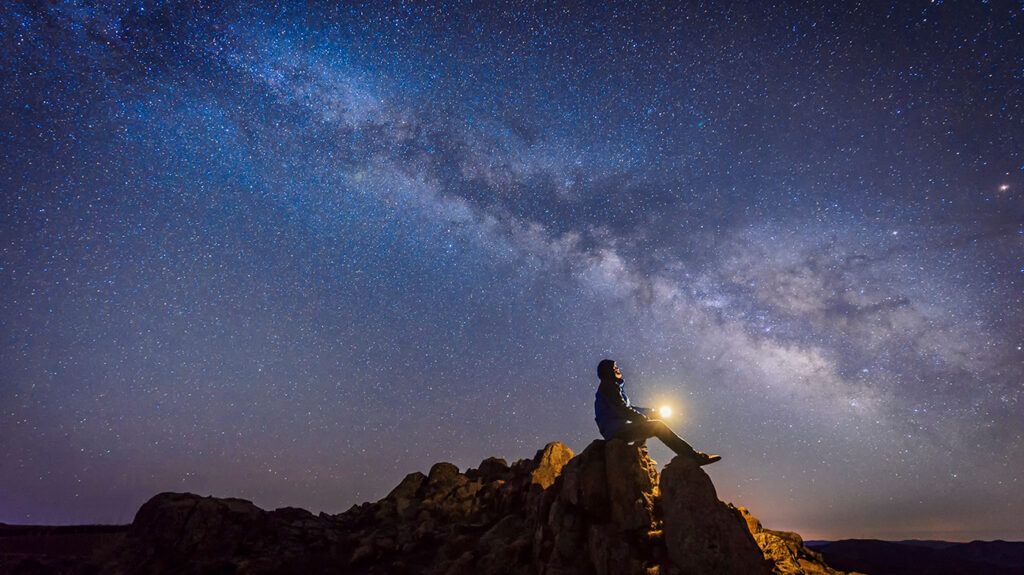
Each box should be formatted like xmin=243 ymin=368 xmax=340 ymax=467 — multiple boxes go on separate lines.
xmin=2 ymin=440 xmax=1020 ymax=574
xmin=0 ymin=440 xmax=827 ymax=574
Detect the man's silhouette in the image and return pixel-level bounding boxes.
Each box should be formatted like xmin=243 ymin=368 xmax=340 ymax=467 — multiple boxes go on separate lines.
xmin=594 ymin=359 xmax=721 ymax=466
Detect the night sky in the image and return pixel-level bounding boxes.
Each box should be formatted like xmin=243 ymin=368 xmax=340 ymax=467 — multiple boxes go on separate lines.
xmin=2 ymin=1 xmax=1022 ymax=541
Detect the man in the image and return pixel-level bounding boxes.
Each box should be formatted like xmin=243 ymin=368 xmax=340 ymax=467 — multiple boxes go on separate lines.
xmin=594 ymin=359 xmax=721 ymax=466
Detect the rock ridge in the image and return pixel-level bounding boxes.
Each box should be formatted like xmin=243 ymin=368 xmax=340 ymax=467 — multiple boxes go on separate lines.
xmin=77 ymin=439 xmax=853 ymax=574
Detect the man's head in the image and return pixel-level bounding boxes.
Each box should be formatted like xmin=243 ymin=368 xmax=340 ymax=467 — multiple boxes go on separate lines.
xmin=597 ymin=359 xmax=623 ymax=383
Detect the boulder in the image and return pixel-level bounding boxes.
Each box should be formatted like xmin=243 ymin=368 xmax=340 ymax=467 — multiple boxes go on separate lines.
xmin=388 ymin=471 xmax=427 ymax=500
xmin=468 ymin=457 xmax=512 ymax=482
xmin=428 ymin=462 xmax=462 ymax=490
xmin=739 ymin=507 xmax=848 ymax=575
xmin=127 ymin=492 xmax=267 ymax=555
xmin=604 ymin=439 xmax=658 ymax=530
xmin=660 ymin=457 xmax=774 ymax=574
xmin=530 ymin=442 xmax=575 ymax=489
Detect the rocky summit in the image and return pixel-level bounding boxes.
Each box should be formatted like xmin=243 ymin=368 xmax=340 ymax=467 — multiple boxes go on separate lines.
xmin=73 ymin=440 xmax=852 ymax=574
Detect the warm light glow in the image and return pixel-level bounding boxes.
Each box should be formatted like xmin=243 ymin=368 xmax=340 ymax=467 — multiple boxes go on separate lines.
xmin=659 ymin=405 xmax=673 ymax=418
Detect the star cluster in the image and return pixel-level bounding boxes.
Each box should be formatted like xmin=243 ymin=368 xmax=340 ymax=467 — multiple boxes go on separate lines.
xmin=1 ymin=1 xmax=1021 ymax=540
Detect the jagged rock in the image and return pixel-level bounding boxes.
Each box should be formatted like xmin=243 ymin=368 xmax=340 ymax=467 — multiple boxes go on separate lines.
xmin=468 ymin=457 xmax=512 ymax=482
xmin=661 ymin=458 xmax=773 ymax=574
xmin=739 ymin=507 xmax=853 ymax=575
xmin=388 ymin=471 xmax=427 ymax=500
xmin=604 ymin=440 xmax=659 ymax=530
xmin=386 ymin=471 xmax=427 ymax=519
xmin=530 ymin=441 xmax=575 ymax=489
xmin=82 ymin=440 xmax=846 ymax=575
xmin=538 ymin=440 xmax=674 ymax=574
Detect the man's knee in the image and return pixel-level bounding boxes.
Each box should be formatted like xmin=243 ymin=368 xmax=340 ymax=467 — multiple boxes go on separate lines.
xmin=647 ymin=419 xmax=669 ymax=433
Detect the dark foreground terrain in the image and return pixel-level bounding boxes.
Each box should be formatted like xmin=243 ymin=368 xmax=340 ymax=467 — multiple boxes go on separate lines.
xmin=0 ymin=439 xmax=933 ymax=574
xmin=0 ymin=524 xmax=126 ymax=574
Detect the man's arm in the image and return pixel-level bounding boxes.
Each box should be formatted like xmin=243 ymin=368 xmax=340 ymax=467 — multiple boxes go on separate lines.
xmin=635 ymin=406 xmax=659 ymax=419
xmin=598 ymin=382 xmax=649 ymax=421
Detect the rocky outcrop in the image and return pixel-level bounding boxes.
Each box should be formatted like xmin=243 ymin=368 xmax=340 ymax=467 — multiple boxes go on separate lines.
xmin=68 ymin=440 xmax=846 ymax=575
xmin=98 ymin=492 xmax=344 ymax=574
xmin=661 ymin=456 xmax=772 ymax=574
xmin=740 ymin=509 xmax=852 ymax=575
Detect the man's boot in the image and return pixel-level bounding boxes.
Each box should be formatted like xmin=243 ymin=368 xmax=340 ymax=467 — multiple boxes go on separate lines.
xmin=693 ymin=452 xmax=722 ymax=466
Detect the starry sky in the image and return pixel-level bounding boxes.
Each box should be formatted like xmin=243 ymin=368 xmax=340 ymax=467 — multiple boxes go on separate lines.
xmin=1 ymin=1 xmax=1022 ymax=541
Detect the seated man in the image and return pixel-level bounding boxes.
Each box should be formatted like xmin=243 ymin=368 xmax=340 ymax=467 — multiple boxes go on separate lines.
xmin=594 ymin=359 xmax=720 ymax=466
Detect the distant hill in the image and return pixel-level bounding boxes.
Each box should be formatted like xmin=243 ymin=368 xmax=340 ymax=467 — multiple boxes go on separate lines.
xmin=0 ymin=524 xmax=127 ymax=573
xmin=806 ymin=538 xmax=1024 ymax=575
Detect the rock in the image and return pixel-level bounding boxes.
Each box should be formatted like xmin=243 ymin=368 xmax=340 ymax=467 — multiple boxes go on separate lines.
xmin=660 ymin=457 xmax=774 ymax=574
xmin=350 ymin=541 xmax=375 ymax=564
xmin=388 ymin=471 xmax=427 ymax=500
xmin=98 ymin=491 xmax=351 ymax=574
xmin=471 ymin=457 xmax=512 ymax=482
xmin=80 ymin=440 xmax=846 ymax=575
xmin=440 ymin=550 xmax=475 ymax=575
xmin=742 ymin=506 xmax=764 ymax=532
xmin=271 ymin=506 xmax=316 ymax=521
xmin=560 ymin=440 xmax=609 ymax=515
xmin=428 ymin=462 xmax=462 ymax=489
xmin=739 ymin=508 xmax=848 ymax=575
xmin=127 ymin=492 xmax=267 ymax=555
xmin=604 ymin=440 xmax=659 ymax=530
xmin=530 ymin=442 xmax=575 ymax=489
xmin=537 ymin=440 xmax=662 ymax=574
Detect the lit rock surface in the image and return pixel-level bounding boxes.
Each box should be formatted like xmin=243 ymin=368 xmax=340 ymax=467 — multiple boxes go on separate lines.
xmin=740 ymin=507 xmax=862 ymax=575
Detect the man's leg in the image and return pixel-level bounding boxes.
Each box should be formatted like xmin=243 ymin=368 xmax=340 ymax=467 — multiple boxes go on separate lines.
xmin=614 ymin=420 xmax=698 ymax=458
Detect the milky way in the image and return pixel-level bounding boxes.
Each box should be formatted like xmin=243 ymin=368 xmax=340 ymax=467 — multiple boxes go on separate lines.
xmin=1 ymin=1 xmax=1022 ymax=540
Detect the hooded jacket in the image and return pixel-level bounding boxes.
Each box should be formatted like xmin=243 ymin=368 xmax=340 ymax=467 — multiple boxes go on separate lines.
xmin=594 ymin=379 xmax=657 ymax=439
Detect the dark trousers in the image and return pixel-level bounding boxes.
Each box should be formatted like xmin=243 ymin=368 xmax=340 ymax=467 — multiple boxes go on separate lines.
xmin=612 ymin=419 xmax=697 ymax=457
